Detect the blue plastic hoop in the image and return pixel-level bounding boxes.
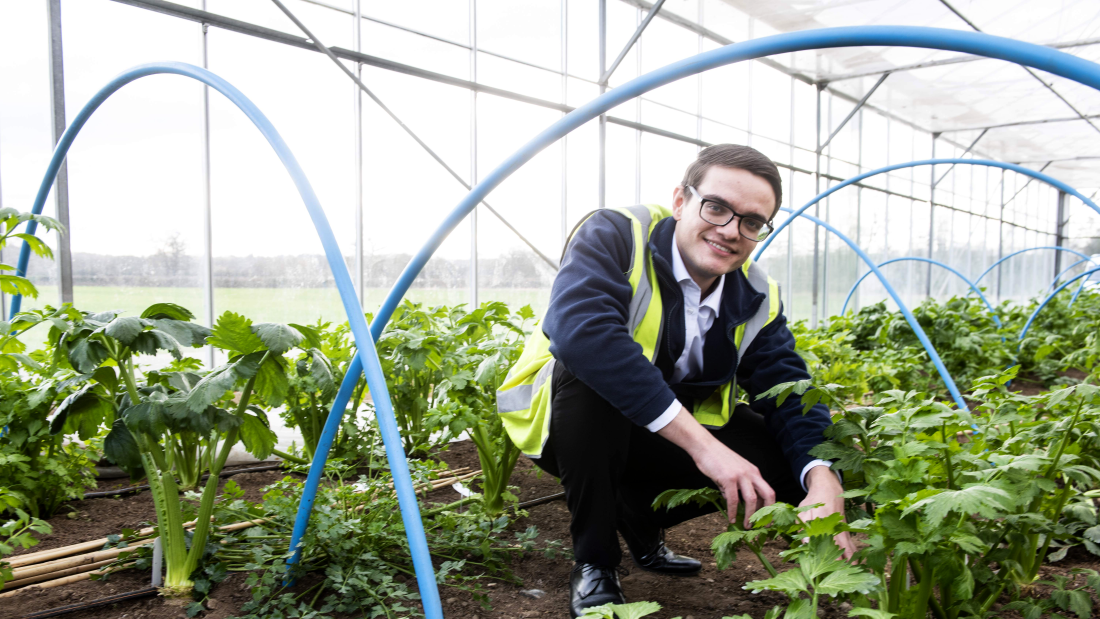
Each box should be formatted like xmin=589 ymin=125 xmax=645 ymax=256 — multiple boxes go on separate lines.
xmin=974 ymin=246 xmax=1093 ymax=286
xmin=839 ymin=256 xmax=1002 ymax=327
xmin=6 ymin=63 xmax=443 ymax=618
xmin=294 ymin=26 xmax=1100 ymax=587
xmin=1018 ymin=267 xmax=1100 ymax=346
xmin=756 ymin=161 xmax=1100 ymax=262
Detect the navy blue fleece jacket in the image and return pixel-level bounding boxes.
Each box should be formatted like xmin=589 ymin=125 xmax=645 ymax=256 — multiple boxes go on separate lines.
xmin=541 ymin=209 xmax=833 ymax=480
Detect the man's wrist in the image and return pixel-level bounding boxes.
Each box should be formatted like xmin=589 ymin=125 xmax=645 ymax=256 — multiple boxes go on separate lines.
xmin=804 ymin=462 xmax=842 ymax=491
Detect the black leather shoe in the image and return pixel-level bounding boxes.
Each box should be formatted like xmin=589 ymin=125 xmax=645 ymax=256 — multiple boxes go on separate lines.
xmin=570 ymin=563 xmax=626 ymax=618
xmin=631 ymin=539 xmax=702 ymax=576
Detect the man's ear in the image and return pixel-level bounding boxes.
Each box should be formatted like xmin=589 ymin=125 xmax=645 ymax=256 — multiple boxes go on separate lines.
xmin=672 ymin=186 xmax=687 ymax=220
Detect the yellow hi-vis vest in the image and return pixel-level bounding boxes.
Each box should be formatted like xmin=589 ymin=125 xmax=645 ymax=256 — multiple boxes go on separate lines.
xmin=496 ymin=204 xmax=782 ymax=458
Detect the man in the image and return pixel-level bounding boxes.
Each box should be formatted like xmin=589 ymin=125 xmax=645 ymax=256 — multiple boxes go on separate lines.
xmin=496 ymin=144 xmax=854 ymax=618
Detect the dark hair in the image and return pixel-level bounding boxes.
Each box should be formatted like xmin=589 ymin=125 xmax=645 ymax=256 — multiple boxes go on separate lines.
xmin=680 ymin=144 xmax=783 ymax=218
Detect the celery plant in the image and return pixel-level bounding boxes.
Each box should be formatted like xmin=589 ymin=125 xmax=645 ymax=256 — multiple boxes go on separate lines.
xmin=101 ymin=309 xmax=298 ymax=596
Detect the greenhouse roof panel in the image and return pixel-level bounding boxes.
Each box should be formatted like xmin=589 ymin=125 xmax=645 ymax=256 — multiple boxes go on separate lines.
xmin=722 ymin=0 xmax=1100 ymax=187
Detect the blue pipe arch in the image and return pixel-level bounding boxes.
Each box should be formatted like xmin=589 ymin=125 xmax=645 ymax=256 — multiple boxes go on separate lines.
xmin=1050 ymin=258 xmax=1091 ymax=290
xmin=755 ymin=161 xmax=1100 ymax=263
xmin=14 ymin=26 xmax=1100 ymax=619
xmin=767 ymin=209 xmax=971 ymax=409
xmin=839 ymin=256 xmax=1002 ymax=327
xmin=974 ymin=245 xmax=1093 ymax=286
xmin=5 ymin=62 xmax=445 ymax=618
xmin=1018 ymin=266 xmax=1100 ymax=345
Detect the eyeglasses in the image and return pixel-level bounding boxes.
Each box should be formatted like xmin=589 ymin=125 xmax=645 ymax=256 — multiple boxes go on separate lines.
xmin=687 ymin=186 xmax=774 ymax=242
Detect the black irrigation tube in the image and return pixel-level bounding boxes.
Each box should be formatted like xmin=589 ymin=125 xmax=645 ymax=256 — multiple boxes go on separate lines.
xmin=79 ymin=463 xmax=286 ymax=500
xmin=517 ymin=492 xmax=565 ymax=510
xmin=21 ymin=587 xmax=158 ymax=619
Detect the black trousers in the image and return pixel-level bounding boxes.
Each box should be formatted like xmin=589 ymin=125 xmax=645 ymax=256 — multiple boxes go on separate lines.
xmin=531 ymin=362 xmax=806 ymax=567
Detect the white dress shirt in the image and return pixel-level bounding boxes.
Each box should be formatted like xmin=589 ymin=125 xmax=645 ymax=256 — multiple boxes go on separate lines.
xmin=645 ymin=235 xmax=833 ymax=491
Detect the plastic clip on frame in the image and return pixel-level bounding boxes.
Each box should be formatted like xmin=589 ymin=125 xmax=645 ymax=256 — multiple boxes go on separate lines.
xmin=13 ymin=26 xmax=1100 ymax=619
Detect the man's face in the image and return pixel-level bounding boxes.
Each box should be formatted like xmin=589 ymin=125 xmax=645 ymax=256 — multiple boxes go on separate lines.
xmin=671 ymin=166 xmax=776 ymax=289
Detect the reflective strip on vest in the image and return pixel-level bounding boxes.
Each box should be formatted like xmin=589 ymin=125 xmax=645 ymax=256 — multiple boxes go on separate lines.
xmin=495 ymin=205 xmax=667 ymax=458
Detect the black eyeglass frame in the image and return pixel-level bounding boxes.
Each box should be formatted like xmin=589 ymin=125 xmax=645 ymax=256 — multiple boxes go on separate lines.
xmin=687 ymin=185 xmax=775 ymax=242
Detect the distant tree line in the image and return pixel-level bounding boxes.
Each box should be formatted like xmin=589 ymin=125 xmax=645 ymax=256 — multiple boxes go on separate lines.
xmin=19 ymin=246 xmax=555 ymax=289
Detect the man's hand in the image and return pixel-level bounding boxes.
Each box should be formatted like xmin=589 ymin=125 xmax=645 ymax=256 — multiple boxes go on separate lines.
xmin=799 ymin=465 xmax=857 ymax=560
xmin=657 ymin=407 xmax=776 ymax=528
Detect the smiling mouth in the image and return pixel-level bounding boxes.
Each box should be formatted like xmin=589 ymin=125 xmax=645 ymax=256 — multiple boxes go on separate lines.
xmin=705 ymin=239 xmax=735 ymax=255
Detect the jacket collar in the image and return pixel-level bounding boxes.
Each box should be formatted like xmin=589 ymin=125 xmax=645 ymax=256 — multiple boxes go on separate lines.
xmin=650 ymin=215 xmax=765 ymax=329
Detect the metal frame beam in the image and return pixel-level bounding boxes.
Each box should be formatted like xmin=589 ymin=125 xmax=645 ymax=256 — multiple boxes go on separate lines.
xmin=820 ymin=34 xmax=1100 ymax=83
xmin=1054 ymin=190 xmax=1068 ymax=277
xmin=933 ymin=128 xmax=988 ymax=187
xmin=600 ymin=0 xmax=664 ymax=85
xmin=940 ymin=0 xmax=1100 ymax=137
xmin=268 ymin=0 xmax=558 ymax=270
xmin=47 ymin=0 xmax=73 ymax=305
xmin=817 ymin=71 xmax=888 ymax=154
xmin=114 ymin=0 xmax=992 ymax=164
xmin=937 ymin=113 xmax=1100 ymax=134
xmin=200 ymin=2 xmax=214 ymax=367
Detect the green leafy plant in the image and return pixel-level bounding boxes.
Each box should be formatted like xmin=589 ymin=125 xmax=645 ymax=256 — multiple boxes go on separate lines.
xmin=0 ymin=489 xmax=52 ymax=587
xmin=427 ymin=301 xmax=534 ymax=515
xmin=94 ymin=308 xmax=290 ymax=597
xmin=226 ymin=461 xmax=556 ymax=619
xmin=0 ymin=207 xmax=63 ymax=299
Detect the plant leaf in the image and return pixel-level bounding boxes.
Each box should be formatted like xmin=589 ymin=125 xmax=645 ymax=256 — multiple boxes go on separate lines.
xmin=207 ymin=312 xmax=262 ymax=355
xmin=253 ymin=323 xmax=303 ymax=355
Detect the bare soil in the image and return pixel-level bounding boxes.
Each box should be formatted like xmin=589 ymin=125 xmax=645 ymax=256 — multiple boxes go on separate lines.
xmin=4 ymin=443 xmax=1099 ymax=619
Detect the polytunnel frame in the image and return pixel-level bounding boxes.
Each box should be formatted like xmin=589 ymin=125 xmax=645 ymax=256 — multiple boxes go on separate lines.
xmin=13 ymin=26 xmax=1100 ymax=619
xmin=5 ymin=62 xmax=446 ymax=618
xmin=975 ymin=245 xmax=1094 ymax=286
xmin=839 ymin=256 xmax=1001 ymax=327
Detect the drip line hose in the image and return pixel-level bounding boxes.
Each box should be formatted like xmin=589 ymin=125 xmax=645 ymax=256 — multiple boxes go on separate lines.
xmin=7 ymin=62 xmax=442 ymax=619
xmin=840 ymin=256 xmax=1002 ymax=328
xmin=79 ymin=463 xmax=286 ymax=500
xmin=1018 ymin=266 xmax=1100 ymax=348
xmin=21 ymin=587 xmax=159 ymax=619
xmin=288 ymin=27 xmax=1100 ymax=595
xmin=13 ymin=27 xmax=1100 ymax=619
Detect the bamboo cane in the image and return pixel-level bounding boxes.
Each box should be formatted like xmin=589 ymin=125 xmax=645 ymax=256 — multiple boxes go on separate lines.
xmin=0 ymin=562 xmax=135 ymax=599
xmin=9 ymin=538 xmax=155 ymax=582
xmin=2 ymin=558 xmax=115 ymax=591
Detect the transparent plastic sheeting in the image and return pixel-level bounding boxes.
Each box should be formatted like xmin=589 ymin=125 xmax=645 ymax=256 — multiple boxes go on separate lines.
xmin=14 ymin=26 xmax=1100 ymax=619
xmin=7 ymin=62 xmax=446 ymax=619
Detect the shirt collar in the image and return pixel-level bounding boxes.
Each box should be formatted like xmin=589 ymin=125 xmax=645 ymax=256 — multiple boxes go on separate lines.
xmin=671 ymin=233 xmax=725 ymax=309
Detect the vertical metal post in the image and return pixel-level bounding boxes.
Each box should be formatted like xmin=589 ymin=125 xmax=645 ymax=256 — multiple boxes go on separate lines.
xmin=598 ymin=0 xmax=606 ymax=209
xmin=695 ymin=1 xmax=703 ymax=151
xmin=811 ymin=84 xmax=823 ymax=329
xmin=634 ymin=6 xmax=642 ymax=203
xmin=1054 ymin=190 xmax=1067 ymax=278
xmin=786 ymin=77 xmax=795 ymax=314
xmin=821 ymin=94 xmax=832 ymax=322
xmin=200 ymin=4 xmax=215 ymax=368
xmin=354 ymin=0 xmax=364 ymax=304
xmin=560 ymin=0 xmax=568 ymax=249
xmin=746 ymin=18 xmax=754 ymax=147
xmin=996 ymin=169 xmax=1005 ymax=302
xmin=469 ymin=0 xmax=478 ymax=305
xmin=925 ymin=132 xmax=939 ymax=298
xmin=854 ymin=109 xmax=863 ymax=311
xmin=47 ymin=0 xmax=73 ymax=305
